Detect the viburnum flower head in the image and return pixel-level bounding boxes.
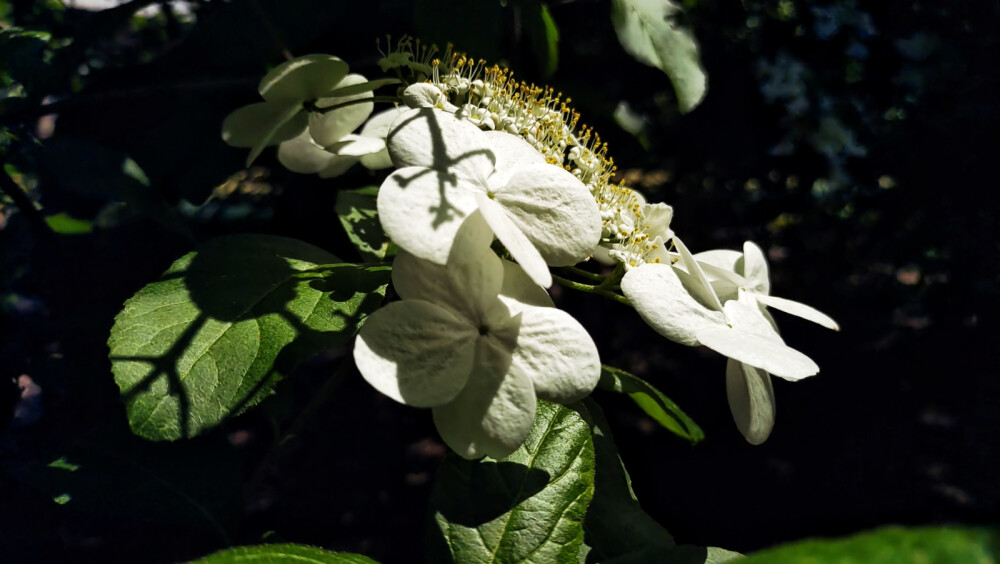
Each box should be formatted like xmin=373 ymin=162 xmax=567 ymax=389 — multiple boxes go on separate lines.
xmin=376 ymin=106 xmax=603 ymax=288
xmin=353 ymin=221 xmax=601 ymax=459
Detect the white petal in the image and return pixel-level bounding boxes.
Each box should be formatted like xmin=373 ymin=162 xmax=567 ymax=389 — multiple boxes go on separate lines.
xmin=360 ymin=106 xmax=408 ymax=138
xmin=694 ymin=248 xmax=743 ymax=273
xmin=353 ymin=300 xmax=477 ymax=407
xmin=356 ymin=109 xmax=406 ymax=171
xmin=401 ymin=83 xmax=459 ymax=112
xmin=359 ymin=148 xmax=393 ymax=170
xmin=309 ymin=74 xmax=374 ymax=147
xmin=433 ymin=336 xmax=537 ymax=460
xmin=475 ymin=192 xmax=552 ymax=288
xmin=499 ymin=259 xmax=554 ymax=310
xmin=692 ymin=253 xmax=744 ymax=302
xmin=672 ymin=236 xmax=723 ymax=311
xmin=392 ymin=232 xmax=502 ymax=324
xmin=508 ymin=306 xmax=601 ymax=403
xmin=483 ymin=131 xmax=546 ymax=188
xmin=377 ymin=166 xmax=482 ymax=265
xmin=592 ymin=244 xmax=616 ymax=266
xmin=386 ymin=108 xmax=495 ymax=183
xmin=755 ymin=294 xmax=840 ymax=331
xmin=277 ymin=129 xmax=333 ymax=174
xmin=221 ymin=102 xmax=308 ymax=168
xmin=493 ymin=165 xmax=602 ymax=266
xmin=743 ymin=241 xmax=771 ymax=295
xmin=317 ymin=155 xmax=360 ymax=178
xmin=258 ymin=54 xmax=349 ymax=102
xmin=694 ymin=248 xmax=746 ymax=298
xmin=620 ymin=263 xmax=725 ymax=346
xmin=725 ymin=298 xmax=782 ymax=341
xmin=726 ymin=359 xmax=775 ymax=445
xmin=697 ymin=301 xmax=819 ymax=381
xmin=329 ymin=134 xmax=386 ymax=157
xmin=642 ymin=202 xmax=674 ymax=236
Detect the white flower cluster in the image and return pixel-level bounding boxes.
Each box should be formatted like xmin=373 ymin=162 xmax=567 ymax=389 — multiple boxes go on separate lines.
xmin=384 ymin=46 xmax=840 ymax=445
xmin=220 ymin=44 xmax=838 ymax=454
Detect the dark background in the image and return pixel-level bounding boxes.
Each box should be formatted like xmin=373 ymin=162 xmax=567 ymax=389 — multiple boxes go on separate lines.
xmin=1 ymin=0 xmax=997 ymax=561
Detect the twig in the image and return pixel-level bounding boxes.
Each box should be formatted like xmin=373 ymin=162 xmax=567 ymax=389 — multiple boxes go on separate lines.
xmin=552 ymin=273 xmax=631 ymax=306
xmin=0 ymin=166 xmax=51 ymax=236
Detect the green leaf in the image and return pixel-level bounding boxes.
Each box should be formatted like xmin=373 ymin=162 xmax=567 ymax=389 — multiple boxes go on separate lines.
xmin=47 ymin=457 xmax=80 ymax=471
xmin=324 ymin=78 xmax=401 ymax=98
xmin=582 ymin=398 xmax=674 ymax=563
xmin=335 ymin=186 xmax=390 ymax=262
xmin=525 ymin=2 xmax=560 ymax=78
xmin=610 ymin=0 xmax=707 ymax=113
xmin=0 ymin=27 xmax=54 ymax=95
xmin=44 ymin=212 xmax=93 ymax=234
xmin=109 ymin=234 xmax=389 ymax=441
xmin=741 ymin=526 xmax=1000 ymax=563
xmin=189 ymin=543 xmax=378 ymax=564
xmin=429 ymin=400 xmax=596 ymax=563
xmin=582 ymin=398 xmax=740 ymax=564
xmin=597 ymin=365 xmax=703 ymax=444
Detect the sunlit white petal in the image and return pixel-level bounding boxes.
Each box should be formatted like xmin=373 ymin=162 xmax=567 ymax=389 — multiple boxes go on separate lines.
xmin=354 ymin=300 xmax=477 ymax=407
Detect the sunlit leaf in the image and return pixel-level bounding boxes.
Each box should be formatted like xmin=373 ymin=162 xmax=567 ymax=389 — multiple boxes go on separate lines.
xmin=741 ymin=526 xmax=1000 ymax=563
xmin=189 ymin=543 xmax=378 ymax=564
xmin=44 ymin=213 xmax=93 ymax=234
xmin=109 ymin=234 xmax=389 ymax=441
xmin=526 ymin=2 xmax=560 ymax=78
xmin=335 ymin=186 xmax=390 ymax=262
xmin=597 ymin=365 xmax=703 ymax=443
xmin=429 ymin=400 xmax=595 ymax=563
xmin=610 ymin=0 xmax=707 ymax=113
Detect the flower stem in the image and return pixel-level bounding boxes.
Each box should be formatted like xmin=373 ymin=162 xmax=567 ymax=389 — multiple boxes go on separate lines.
xmin=558 ymin=265 xmax=604 ymax=282
xmin=304 ymin=95 xmax=400 ymax=115
xmin=552 ymin=274 xmax=631 ymax=306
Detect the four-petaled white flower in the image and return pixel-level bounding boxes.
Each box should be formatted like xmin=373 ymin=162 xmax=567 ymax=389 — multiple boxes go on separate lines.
xmin=376 ymin=107 xmax=602 ymax=287
xmin=221 ymin=55 xmax=350 ymax=167
xmin=620 ymin=235 xmax=826 ymax=444
xmin=353 ymin=221 xmax=601 ymax=459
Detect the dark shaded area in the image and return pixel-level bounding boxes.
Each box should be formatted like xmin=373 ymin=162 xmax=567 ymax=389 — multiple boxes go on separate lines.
xmin=1 ymin=0 xmax=997 ymax=562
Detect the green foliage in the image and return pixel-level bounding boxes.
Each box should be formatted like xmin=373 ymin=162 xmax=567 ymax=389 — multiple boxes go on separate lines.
xmin=0 ymin=26 xmax=55 ymax=96
xmin=335 ymin=186 xmax=390 ymax=262
xmin=109 ymin=234 xmax=389 ymax=441
xmin=582 ymin=398 xmax=675 ymax=562
xmin=597 ymin=365 xmax=704 ymax=444
xmin=610 ymin=0 xmax=707 ymax=113
xmin=525 ymin=2 xmax=560 ymax=78
xmin=582 ymin=398 xmax=739 ymax=563
xmin=428 ymin=400 xmax=596 ymax=563
xmin=44 ymin=212 xmax=93 ymax=234
xmin=189 ymin=543 xmax=378 ymax=564
xmin=742 ymin=527 xmax=1000 ymax=563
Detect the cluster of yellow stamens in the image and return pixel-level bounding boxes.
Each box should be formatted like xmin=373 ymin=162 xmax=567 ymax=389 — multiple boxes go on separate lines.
xmin=434 ymin=53 xmax=662 ymax=264
xmin=376 ymin=38 xmax=669 ymax=266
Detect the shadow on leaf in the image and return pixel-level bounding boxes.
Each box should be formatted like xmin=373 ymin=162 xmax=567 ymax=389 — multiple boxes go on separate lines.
xmin=109 ymin=234 xmax=388 ymax=441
